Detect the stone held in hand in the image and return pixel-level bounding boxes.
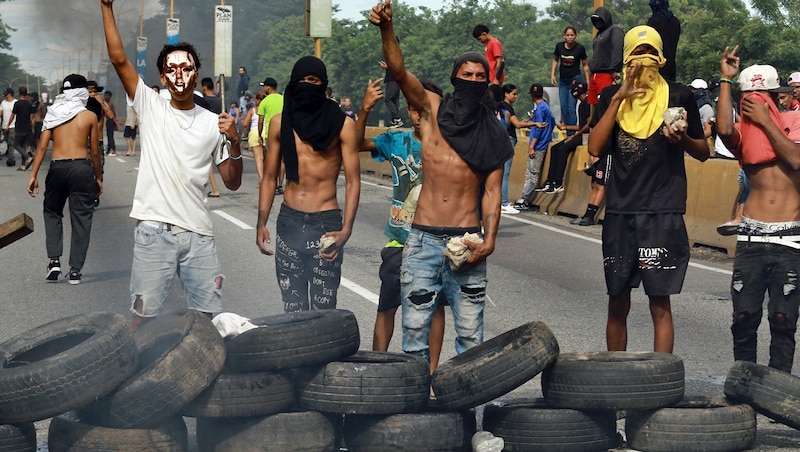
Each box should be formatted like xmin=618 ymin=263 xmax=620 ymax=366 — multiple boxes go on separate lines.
xmin=663 ymin=106 xmax=687 ymax=131
xmin=319 ymin=235 xmax=336 ymax=253
xmin=443 ymin=232 xmax=483 ymax=271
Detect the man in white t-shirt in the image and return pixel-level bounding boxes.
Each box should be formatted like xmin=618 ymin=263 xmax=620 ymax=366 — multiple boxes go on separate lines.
xmin=0 ymin=88 xmax=17 ymax=164
xmin=102 ymin=0 xmax=243 ymax=331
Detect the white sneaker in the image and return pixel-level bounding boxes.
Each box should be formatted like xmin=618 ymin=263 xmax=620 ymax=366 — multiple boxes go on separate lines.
xmin=501 ymin=204 xmax=520 ymax=214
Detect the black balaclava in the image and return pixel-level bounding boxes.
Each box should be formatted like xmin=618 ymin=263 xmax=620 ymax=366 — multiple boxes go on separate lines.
xmin=649 ymin=0 xmax=674 ymax=20
xmin=437 ymin=51 xmax=513 ymax=173
xmin=280 ymin=56 xmax=346 ymax=182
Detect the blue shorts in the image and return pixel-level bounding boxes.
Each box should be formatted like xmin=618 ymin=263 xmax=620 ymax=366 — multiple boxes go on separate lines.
xmin=400 ymin=226 xmax=486 ymax=361
xmin=130 ymin=221 xmax=223 ymax=317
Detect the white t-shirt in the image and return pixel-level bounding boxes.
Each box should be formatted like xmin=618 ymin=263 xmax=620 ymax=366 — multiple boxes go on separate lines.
xmin=1 ymin=99 xmax=17 ymax=129
xmin=128 ymin=78 xmax=227 ymax=236
xmin=125 ymin=105 xmax=136 ymax=127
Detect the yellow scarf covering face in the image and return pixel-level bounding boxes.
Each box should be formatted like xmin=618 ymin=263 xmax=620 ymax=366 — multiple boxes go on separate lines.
xmin=616 ymin=26 xmax=669 ymax=139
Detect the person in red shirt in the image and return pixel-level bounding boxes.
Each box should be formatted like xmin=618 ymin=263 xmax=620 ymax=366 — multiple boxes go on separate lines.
xmin=472 ymin=24 xmax=504 ymax=85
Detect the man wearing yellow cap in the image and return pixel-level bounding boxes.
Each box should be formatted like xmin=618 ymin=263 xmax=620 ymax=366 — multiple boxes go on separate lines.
xmin=588 ymin=26 xmax=710 ymax=353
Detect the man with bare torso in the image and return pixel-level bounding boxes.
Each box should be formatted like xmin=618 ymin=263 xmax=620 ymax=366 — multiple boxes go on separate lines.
xmin=256 ymin=56 xmax=360 ymax=313
xmin=27 ymin=74 xmax=102 ymax=285
xmin=717 ymin=47 xmax=800 ymax=372
xmin=370 ymin=0 xmax=513 ymax=361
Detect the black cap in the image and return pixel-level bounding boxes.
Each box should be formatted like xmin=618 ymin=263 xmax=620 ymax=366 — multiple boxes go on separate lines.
xmin=571 ymin=81 xmax=588 ymax=97
xmin=529 ymin=83 xmax=544 ymax=97
xmin=62 ymin=74 xmax=88 ymax=91
xmin=86 ymin=80 xmax=104 ymax=92
xmin=260 ymin=77 xmax=277 ymax=88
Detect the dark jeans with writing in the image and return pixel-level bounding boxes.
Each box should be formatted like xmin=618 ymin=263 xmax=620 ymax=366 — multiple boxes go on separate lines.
xmin=44 ymin=160 xmax=96 ymax=271
xmin=731 ymin=238 xmax=800 ymax=372
xmin=274 ymin=203 xmax=343 ymax=312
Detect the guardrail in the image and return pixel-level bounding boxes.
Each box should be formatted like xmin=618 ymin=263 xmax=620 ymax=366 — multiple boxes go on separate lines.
xmin=361 ymin=126 xmax=739 ymax=256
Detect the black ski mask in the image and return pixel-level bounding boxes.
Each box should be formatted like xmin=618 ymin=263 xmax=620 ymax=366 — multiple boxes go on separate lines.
xmin=437 ymin=51 xmax=513 ymax=173
xmin=280 ymin=56 xmax=346 ymax=182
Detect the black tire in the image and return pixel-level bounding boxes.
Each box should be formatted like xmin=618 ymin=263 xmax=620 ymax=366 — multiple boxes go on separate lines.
xmin=297 ymin=351 xmax=429 ymax=414
xmin=431 ymin=321 xmax=559 ymax=410
xmin=0 ymin=312 xmax=137 ymax=423
xmin=626 ymin=396 xmax=755 ymax=452
xmin=48 ymin=412 xmax=188 ymax=452
xmin=542 ymin=352 xmax=684 ymax=411
xmin=224 ymin=309 xmax=359 ymax=372
xmin=482 ymin=398 xmax=618 ymax=451
xmin=181 ymin=370 xmax=294 ymax=418
xmin=343 ymin=411 xmax=474 ymax=452
xmin=0 ymin=423 xmax=35 ymax=452
xmin=725 ymin=360 xmax=800 ymax=429
xmin=79 ymin=310 xmax=226 ymax=429
xmin=196 ymin=411 xmax=337 ymax=452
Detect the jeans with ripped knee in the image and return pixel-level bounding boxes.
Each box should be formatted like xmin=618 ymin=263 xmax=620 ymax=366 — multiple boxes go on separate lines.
xmin=731 ymin=239 xmax=800 ymax=372
xmin=400 ymin=228 xmax=486 ymax=361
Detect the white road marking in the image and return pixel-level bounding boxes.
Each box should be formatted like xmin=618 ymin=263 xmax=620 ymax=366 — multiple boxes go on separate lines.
xmin=341 ymin=277 xmax=379 ymax=305
xmin=212 ymin=209 xmax=254 ymax=230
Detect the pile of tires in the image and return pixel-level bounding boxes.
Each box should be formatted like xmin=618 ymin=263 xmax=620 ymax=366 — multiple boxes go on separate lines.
xmin=1 ymin=307 xmax=787 ymax=451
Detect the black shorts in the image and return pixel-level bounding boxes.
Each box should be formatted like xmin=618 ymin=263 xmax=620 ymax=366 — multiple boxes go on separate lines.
xmin=123 ymin=126 xmax=138 ymax=139
xmin=590 ymin=154 xmax=611 ymax=186
xmin=601 ymin=213 xmax=689 ymax=297
xmin=377 ymin=245 xmax=449 ymax=312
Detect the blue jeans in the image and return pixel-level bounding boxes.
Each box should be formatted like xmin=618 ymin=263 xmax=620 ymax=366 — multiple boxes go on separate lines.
xmin=401 ymin=227 xmax=486 ymax=362
xmin=559 ymin=75 xmax=583 ymax=135
xmin=130 ymin=221 xmax=223 ymax=317
xmin=501 ymin=135 xmax=517 ymax=205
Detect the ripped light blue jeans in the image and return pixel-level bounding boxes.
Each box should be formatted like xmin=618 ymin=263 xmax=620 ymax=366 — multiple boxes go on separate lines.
xmin=130 ymin=220 xmax=223 ymax=317
xmin=400 ymin=227 xmax=486 ymax=362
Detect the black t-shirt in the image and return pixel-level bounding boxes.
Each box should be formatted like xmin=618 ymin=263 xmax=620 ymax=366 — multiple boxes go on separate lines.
xmin=577 ymin=98 xmax=590 ymax=129
xmin=590 ymin=82 xmax=704 ymax=214
xmin=204 ymin=95 xmax=222 ymax=115
xmin=553 ymin=42 xmax=588 ymax=80
xmin=87 ymin=98 xmax=103 ymax=121
xmin=341 ymin=104 xmax=357 ymax=119
xmin=501 ymin=101 xmax=517 ymax=137
xmin=12 ymin=99 xmax=33 ymax=133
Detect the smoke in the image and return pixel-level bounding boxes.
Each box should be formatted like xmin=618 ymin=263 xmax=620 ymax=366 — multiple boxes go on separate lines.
xmin=1 ymin=0 xmax=166 ymax=77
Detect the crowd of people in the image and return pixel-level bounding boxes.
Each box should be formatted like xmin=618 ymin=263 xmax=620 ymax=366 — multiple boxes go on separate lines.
xmin=15 ymin=0 xmax=800 ymax=382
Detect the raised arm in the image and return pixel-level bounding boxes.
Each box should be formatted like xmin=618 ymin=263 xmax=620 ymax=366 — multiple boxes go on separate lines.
xmin=588 ymin=62 xmax=645 ymax=157
xmin=369 ymin=0 xmax=430 ymax=118
xmin=716 ymin=46 xmax=740 ymax=151
xmin=101 ymin=0 xmax=139 ymax=100
xmin=356 ymin=78 xmax=384 ymax=152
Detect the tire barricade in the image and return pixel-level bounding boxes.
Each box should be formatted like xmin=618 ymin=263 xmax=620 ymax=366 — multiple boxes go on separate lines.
xmin=0 ymin=309 xmax=797 ymax=450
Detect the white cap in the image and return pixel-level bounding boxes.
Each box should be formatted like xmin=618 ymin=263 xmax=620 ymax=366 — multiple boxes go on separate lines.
xmin=789 ymin=72 xmax=800 ymax=84
xmin=738 ymin=64 xmax=781 ymax=92
xmin=689 ymin=78 xmax=707 ymax=90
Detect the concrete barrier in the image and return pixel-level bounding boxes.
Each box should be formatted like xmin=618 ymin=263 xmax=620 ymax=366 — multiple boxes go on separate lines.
xmin=362 ymin=126 xmax=738 ymax=256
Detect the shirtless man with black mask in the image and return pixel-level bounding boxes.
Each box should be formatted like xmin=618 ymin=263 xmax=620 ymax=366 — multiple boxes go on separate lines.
xmin=370 ymin=0 xmax=513 ymax=363
xmin=256 ymin=56 xmax=360 ymax=313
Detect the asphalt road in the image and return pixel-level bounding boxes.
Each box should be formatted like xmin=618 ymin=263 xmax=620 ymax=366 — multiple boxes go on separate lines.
xmin=0 ymin=139 xmax=798 ymax=450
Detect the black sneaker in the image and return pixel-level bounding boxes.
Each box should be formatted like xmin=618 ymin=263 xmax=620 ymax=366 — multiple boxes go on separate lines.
xmin=388 ymin=118 xmax=404 ymax=129
xmin=68 ymin=270 xmax=81 ymax=285
xmin=275 ymin=185 xmax=284 ymax=195
xmin=535 ymin=183 xmax=551 ymax=192
xmin=46 ymin=260 xmax=61 ymax=282
xmin=514 ymin=201 xmax=533 ymax=211
xmin=570 ymin=216 xmax=595 ymax=226
xmin=545 ymin=184 xmax=564 ymax=194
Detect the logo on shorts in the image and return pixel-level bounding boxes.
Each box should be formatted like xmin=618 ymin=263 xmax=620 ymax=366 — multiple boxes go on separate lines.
xmin=638 ymin=247 xmax=676 ymax=270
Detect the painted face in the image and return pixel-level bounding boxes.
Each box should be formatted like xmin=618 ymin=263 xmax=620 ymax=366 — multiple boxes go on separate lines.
xmin=163 ymin=50 xmax=196 ymax=95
